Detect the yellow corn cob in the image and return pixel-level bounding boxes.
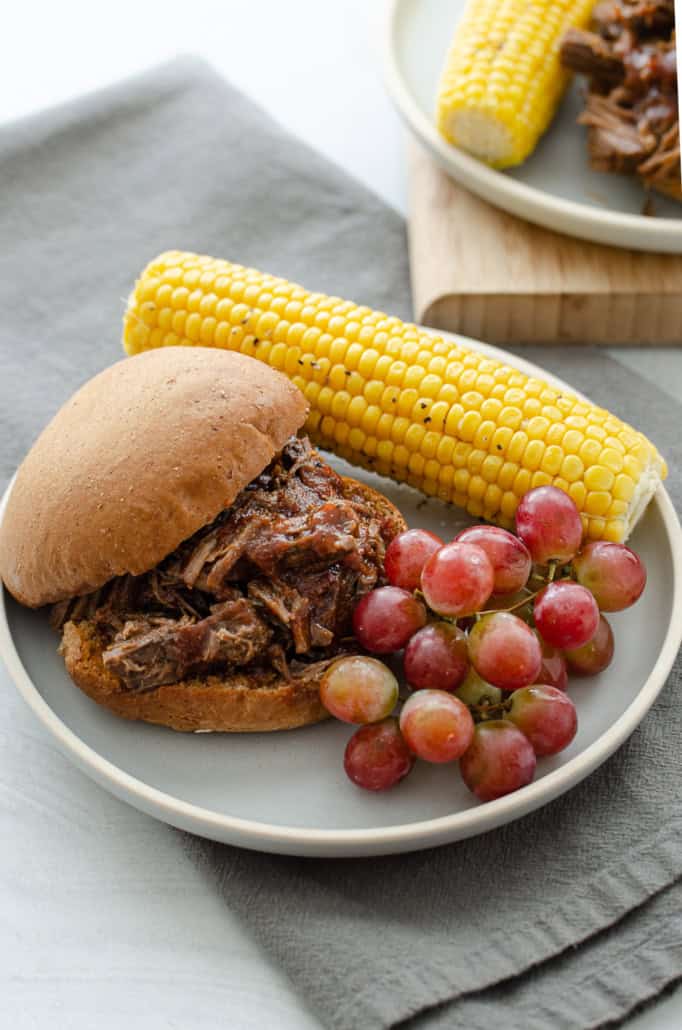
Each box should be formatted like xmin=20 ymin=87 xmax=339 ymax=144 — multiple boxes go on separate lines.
xmin=123 ymin=251 xmax=666 ymax=543
xmin=436 ymin=0 xmax=594 ymax=168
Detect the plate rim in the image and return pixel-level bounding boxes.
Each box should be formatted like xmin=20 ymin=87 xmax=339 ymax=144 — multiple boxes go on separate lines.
xmin=1 ymin=335 xmax=681 ymax=856
xmin=383 ymin=0 xmax=682 ymax=253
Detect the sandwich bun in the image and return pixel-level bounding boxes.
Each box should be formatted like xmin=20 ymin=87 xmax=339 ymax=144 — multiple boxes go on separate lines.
xmin=0 ymin=347 xmax=308 ymax=608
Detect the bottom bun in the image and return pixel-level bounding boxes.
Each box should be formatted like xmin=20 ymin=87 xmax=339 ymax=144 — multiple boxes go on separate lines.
xmin=59 ymin=475 xmax=407 ymax=733
xmin=61 ymin=619 xmax=332 ymax=733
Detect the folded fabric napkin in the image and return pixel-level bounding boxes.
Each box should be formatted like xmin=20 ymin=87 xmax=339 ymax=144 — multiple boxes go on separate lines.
xmin=1 ymin=57 xmax=681 ymax=1030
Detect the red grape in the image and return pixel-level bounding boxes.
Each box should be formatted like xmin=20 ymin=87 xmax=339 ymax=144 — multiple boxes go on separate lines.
xmin=455 ymin=525 xmax=532 ymax=595
xmin=320 ymin=656 xmax=399 ymax=724
xmin=420 ymin=542 xmax=494 ymax=617
xmin=467 ymin=612 xmax=542 ymax=691
xmin=534 ymin=580 xmax=599 ymax=650
xmin=352 ymin=586 xmax=426 ymax=654
xmin=384 ymin=529 xmax=444 ymax=591
xmin=534 ymin=632 xmax=568 ymax=691
xmin=343 ymin=718 xmax=414 ymax=791
xmin=403 ymin=622 xmax=469 ymax=692
xmin=572 ymin=541 xmax=646 ymax=612
xmin=515 ymin=486 xmax=583 ymax=564
xmin=507 ymin=685 xmax=578 ymax=756
xmin=399 ymin=690 xmax=474 ymax=763
xmin=459 ymin=721 xmax=536 ymax=801
xmin=565 ymin=614 xmax=615 ymax=676
xmin=455 ymin=667 xmax=503 ymax=708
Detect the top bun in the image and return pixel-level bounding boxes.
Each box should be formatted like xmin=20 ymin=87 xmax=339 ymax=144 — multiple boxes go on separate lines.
xmin=0 ymin=348 xmax=308 ymax=607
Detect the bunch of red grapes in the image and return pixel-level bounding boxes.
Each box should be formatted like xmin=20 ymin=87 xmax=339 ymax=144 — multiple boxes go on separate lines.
xmin=319 ymin=486 xmax=647 ymax=803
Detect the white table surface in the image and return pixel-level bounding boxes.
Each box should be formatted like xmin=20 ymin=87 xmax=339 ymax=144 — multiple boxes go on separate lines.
xmin=2 ymin=2 xmax=681 ymax=1028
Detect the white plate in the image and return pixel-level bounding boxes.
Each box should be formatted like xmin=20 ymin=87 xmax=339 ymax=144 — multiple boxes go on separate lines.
xmin=1 ymin=336 xmax=681 ymax=857
xmin=384 ymin=0 xmax=682 ymax=252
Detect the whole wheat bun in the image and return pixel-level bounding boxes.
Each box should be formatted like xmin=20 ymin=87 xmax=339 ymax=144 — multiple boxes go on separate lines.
xmin=59 ymin=479 xmax=406 ymax=732
xmin=0 ymin=348 xmax=308 ymax=608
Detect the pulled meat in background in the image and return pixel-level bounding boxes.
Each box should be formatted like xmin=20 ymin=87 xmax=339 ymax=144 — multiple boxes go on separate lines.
xmin=560 ymin=0 xmax=680 ymax=201
xmin=52 ymin=438 xmax=392 ymax=692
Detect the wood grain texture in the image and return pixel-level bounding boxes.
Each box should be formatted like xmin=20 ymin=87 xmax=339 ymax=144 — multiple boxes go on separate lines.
xmin=408 ymin=145 xmax=682 ymax=345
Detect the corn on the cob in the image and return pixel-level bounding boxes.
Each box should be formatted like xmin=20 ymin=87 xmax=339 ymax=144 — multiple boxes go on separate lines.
xmin=436 ymin=0 xmax=594 ymax=168
xmin=123 ymin=251 xmax=666 ymax=543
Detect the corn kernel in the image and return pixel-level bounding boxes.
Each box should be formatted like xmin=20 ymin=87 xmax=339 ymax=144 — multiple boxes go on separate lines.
xmin=454 ymin=468 xmax=471 ymax=494
xmin=585 ymin=491 xmax=611 ymax=516
xmin=409 ymin=453 xmax=425 ymax=477
xmin=527 ymin=416 xmax=550 ymax=440
xmin=468 ymin=449 xmax=486 ymax=474
xmin=376 ymin=440 xmax=393 ymax=463
xmin=390 ymin=417 xmax=410 ymax=445
xmin=498 ymin=462 xmax=518 ymax=490
xmin=587 ymin=516 xmax=607 ymax=539
xmin=172 ymin=311 xmax=187 ymax=336
xmin=405 ymin=365 xmax=428 ymax=390
xmin=420 ymin=432 xmax=441 ymax=460
xmin=361 ymin=406 xmax=381 ymax=435
xmin=348 ymin=427 xmax=365 ymax=452
xmin=508 ymin=431 xmax=528 ymax=463
xmin=501 ymin=491 xmax=518 ymax=519
xmin=613 ymin=474 xmax=635 ymax=503
xmin=331 ymin=390 xmax=350 ymax=420
xmin=545 ymin=423 xmax=566 ymax=447
xmin=394 ymin=444 xmax=410 ymax=467
xmin=514 ymin=468 xmax=532 ymax=496
xmin=579 ymin=439 xmax=602 ymax=466
xmin=469 ymin=476 xmax=487 ymax=501
xmin=474 ymin=420 xmax=497 ymax=450
xmin=405 ymin=424 xmax=426 ymax=452
xmin=347 ymin=396 xmax=366 ymax=427
xmin=481 ymin=455 xmax=504 ymax=483
xmin=584 ymin=466 xmax=615 ymax=492
xmin=484 ymin=484 xmax=503 ymax=511
xmin=460 ymin=411 xmax=482 ymax=442
xmin=357 ymin=349 xmax=380 ymax=379
xmin=604 ymin=520 xmax=624 ymax=541
xmin=439 ymin=464 xmax=455 ymax=487
xmin=568 ymin=481 xmax=587 ymax=509
xmin=445 ymin=405 xmax=465 ymax=436
xmin=540 ymin=445 xmax=563 ymax=476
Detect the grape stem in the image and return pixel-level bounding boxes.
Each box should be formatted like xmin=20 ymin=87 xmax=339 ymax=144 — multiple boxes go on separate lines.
xmin=476 ymin=589 xmax=539 ymax=617
xmin=469 ymin=699 xmax=513 ymax=722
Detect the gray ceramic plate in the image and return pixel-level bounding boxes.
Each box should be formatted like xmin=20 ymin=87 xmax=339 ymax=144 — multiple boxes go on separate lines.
xmin=1 ymin=337 xmax=681 ymax=857
xmin=384 ymin=0 xmax=682 ymax=252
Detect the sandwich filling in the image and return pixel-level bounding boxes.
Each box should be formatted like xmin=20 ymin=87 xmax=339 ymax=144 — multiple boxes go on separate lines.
xmin=51 ymin=438 xmax=392 ymax=692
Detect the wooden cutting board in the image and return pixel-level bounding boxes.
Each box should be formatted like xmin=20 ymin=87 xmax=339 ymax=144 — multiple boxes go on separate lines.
xmin=408 ymin=144 xmax=682 ymax=345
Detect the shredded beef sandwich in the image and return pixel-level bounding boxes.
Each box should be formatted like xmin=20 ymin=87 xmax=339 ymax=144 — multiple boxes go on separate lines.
xmin=0 ymin=349 xmax=405 ymax=732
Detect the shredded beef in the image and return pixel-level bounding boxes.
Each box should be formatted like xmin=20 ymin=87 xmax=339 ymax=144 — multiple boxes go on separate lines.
xmin=102 ymin=597 xmax=272 ymax=691
xmin=560 ymin=1 xmax=679 ymax=201
xmin=52 ymin=437 xmax=391 ymax=692
xmin=247 ymin=578 xmax=313 ymax=653
xmin=561 ymin=28 xmax=625 ymax=85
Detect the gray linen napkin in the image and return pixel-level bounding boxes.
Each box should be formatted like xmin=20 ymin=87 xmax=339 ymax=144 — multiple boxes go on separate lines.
xmin=1 ymin=57 xmax=681 ymax=1030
